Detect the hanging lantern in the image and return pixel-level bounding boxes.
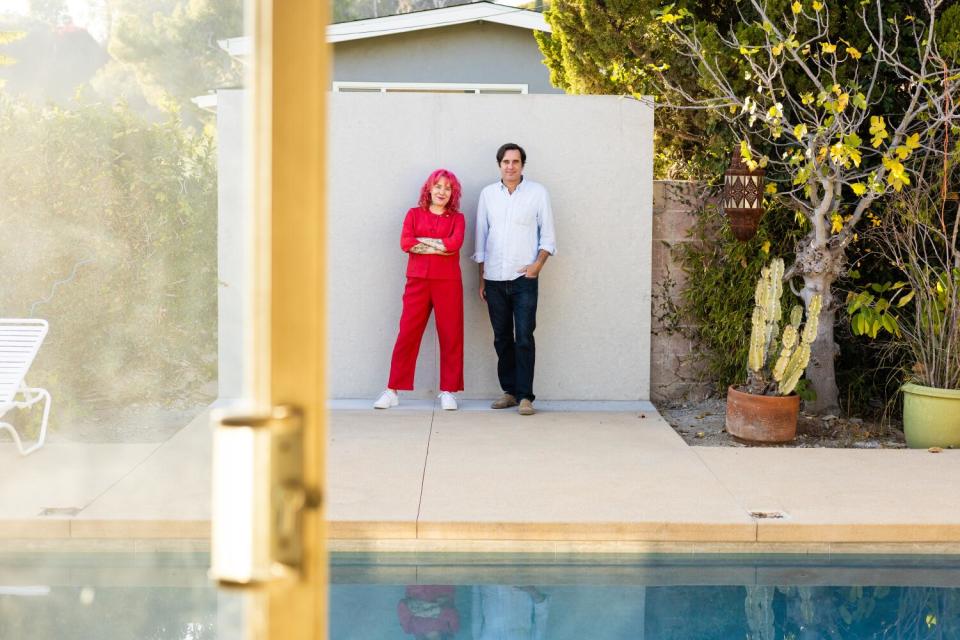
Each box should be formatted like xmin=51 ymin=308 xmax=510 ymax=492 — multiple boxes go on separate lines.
xmin=723 ymin=152 xmax=766 ymax=241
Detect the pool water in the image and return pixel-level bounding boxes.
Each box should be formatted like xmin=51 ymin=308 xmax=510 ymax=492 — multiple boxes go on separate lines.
xmin=1 ymin=552 xmax=959 ymax=639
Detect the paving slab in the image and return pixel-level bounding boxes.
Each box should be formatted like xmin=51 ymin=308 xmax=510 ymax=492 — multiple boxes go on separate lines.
xmin=326 ymin=410 xmax=433 ymax=539
xmin=77 ymin=410 xmax=212 ymax=522
xmin=416 ymin=410 xmax=756 ymax=541
xmin=695 ymin=448 xmax=960 ymax=542
xmin=0 ymin=441 xmax=159 ymax=520
xmin=4 ymin=405 xmax=960 ymax=552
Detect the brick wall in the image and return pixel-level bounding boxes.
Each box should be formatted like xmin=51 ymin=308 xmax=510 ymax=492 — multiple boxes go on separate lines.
xmin=650 ymin=181 xmax=714 ymax=404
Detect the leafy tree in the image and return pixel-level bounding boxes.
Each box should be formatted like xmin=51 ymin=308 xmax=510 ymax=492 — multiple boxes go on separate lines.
xmin=0 ymin=95 xmax=218 ymax=424
xmin=333 ymin=0 xmax=481 ymax=23
xmin=543 ymin=0 xmax=959 ymax=413
xmin=27 ymin=0 xmax=68 ymax=24
xmin=107 ymin=0 xmax=243 ymax=116
xmin=0 ymin=30 xmax=26 ymax=89
xmin=537 ymin=0 xmax=741 ymax=178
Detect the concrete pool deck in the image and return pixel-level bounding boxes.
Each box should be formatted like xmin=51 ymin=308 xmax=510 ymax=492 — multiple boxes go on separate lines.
xmin=2 ymin=402 xmax=959 ymax=553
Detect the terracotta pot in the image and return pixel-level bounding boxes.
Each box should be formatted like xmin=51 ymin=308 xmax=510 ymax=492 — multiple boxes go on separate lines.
xmin=725 ymin=385 xmax=799 ymax=443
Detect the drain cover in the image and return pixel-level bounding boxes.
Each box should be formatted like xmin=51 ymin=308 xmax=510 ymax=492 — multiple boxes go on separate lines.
xmin=39 ymin=507 xmax=81 ymax=516
xmin=749 ymin=510 xmax=786 ymax=519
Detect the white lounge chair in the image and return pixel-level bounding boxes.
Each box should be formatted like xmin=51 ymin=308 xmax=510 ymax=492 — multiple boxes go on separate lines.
xmin=0 ymin=319 xmax=52 ymax=456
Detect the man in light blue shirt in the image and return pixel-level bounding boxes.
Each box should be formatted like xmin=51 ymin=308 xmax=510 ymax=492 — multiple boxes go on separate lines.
xmin=473 ymin=143 xmax=557 ymax=416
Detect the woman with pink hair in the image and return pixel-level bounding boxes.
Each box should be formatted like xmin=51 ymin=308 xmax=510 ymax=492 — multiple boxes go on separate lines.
xmin=397 ymin=585 xmax=460 ymax=639
xmin=374 ymin=169 xmax=465 ymax=411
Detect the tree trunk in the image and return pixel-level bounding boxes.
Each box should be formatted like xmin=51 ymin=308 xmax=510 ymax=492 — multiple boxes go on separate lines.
xmin=795 ymin=242 xmax=843 ymax=415
xmin=804 ymin=289 xmax=840 ymax=415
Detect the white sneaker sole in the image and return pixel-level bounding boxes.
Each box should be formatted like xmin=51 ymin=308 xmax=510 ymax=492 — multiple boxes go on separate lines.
xmin=373 ymin=393 xmax=398 ymax=409
xmin=439 ymin=394 xmax=458 ymax=411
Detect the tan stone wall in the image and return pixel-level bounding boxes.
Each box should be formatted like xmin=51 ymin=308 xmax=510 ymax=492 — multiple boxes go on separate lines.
xmin=650 ymin=181 xmax=714 ymax=404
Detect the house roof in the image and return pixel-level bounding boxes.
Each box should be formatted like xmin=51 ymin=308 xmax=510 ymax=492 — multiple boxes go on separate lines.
xmin=218 ymin=2 xmax=549 ymax=58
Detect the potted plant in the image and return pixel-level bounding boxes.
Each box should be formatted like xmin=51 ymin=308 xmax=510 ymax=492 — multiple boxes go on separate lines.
xmin=871 ymin=188 xmax=960 ymax=448
xmin=726 ymin=258 xmax=822 ymax=443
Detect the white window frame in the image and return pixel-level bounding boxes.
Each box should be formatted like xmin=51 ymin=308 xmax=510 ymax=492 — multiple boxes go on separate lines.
xmin=331 ymin=81 xmax=529 ymax=94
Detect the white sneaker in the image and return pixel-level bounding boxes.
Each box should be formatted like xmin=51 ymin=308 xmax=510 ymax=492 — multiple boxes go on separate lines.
xmin=373 ymin=389 xmax=398 ymax=409
xmin=439 ymin=391 xmax=458 ymax=411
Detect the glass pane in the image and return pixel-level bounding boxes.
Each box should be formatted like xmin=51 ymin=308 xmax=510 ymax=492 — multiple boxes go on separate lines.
xmin=1 ymin=0 xmax=251 ymax=636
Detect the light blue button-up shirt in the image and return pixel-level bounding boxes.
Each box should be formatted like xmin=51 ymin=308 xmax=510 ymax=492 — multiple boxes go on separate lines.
xmin=472 ymin=178 xmax=557 ymax=281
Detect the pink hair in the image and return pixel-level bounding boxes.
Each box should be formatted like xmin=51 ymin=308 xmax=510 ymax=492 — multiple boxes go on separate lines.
xmin=418 ymin=168 xmax=462 ymax=212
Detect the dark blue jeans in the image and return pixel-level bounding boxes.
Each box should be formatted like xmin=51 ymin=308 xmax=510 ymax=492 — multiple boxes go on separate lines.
xmin=484 ymin=276 xmax=538 ymax=401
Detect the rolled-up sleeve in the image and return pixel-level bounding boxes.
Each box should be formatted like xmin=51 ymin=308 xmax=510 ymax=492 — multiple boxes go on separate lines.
xmin=400 ymin=209 xmax=418 ymax=253
xmin=441 ymin=213 xmax=465 ymax=252
xmin=536 ymin=188 xmax=557 ymax=256
xmin=472 ymin=191 xmax=488 ymax=263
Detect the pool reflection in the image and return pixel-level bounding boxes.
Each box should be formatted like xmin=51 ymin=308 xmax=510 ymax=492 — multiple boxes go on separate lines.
xmin=2 ymin=553 xmax=959 ymax=639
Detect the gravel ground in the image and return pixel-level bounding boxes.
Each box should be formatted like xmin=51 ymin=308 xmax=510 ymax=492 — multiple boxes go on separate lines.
xmin=656 ymin=396 xmax=907 ymax=448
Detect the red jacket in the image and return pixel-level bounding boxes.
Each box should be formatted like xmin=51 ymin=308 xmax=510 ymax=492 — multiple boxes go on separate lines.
xmin=397 ymin=585 xmax=460 ymax=636
xmin=400 ymin=207 xmax=465 ymax=280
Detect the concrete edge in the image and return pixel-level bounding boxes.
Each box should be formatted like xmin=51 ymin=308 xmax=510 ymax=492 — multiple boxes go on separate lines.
xmin=329 ymin=521 xmax=418 ymax=540
xmin=5 ymin=518 xmax=960 ymax=551
xmin=414 ymin=521 xmax=757 ymax=542
xmin=757 ymin=523 xmax=960 ymax=543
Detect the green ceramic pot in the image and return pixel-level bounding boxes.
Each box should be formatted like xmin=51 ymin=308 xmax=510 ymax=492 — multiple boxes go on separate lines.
xmin=902 ymin=383 xmax=960 ymax=449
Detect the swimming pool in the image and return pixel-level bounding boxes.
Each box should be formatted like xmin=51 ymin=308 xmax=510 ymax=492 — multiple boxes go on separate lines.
xmin=2 ymin=552 xmax=958 ymax=638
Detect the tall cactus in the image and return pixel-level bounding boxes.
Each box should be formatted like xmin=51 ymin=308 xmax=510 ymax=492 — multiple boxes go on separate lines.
xmin=746 ymin=258 xmax=822 ymax=396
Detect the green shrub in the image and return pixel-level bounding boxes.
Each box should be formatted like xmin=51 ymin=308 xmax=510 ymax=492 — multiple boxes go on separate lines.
xmin=0 ymin=96 xmax=217 ymax=425
xmin=661 ymin=195 xmax=806 ymax=393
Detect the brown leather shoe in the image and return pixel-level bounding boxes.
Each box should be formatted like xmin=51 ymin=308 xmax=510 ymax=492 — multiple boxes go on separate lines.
xmin=490 ymin=393 xmax=518 ymax=409
xmin=518 ymin=399 xmax=535 ymax=415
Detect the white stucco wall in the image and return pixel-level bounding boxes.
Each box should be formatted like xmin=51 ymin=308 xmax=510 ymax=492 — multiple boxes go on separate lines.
xmin=216 ymin=89 xmax=248 ymax=400
xmin=327 ymin=93 xmax=654 ymax=400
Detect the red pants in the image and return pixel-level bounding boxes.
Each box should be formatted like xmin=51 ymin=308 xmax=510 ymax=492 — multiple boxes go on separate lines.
xmin=388 ymin=277 xmax=464 ymax=392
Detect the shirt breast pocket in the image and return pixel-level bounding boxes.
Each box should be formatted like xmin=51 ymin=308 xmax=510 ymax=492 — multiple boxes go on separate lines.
xmin=513 ymin=208 xmax=536 ymax=227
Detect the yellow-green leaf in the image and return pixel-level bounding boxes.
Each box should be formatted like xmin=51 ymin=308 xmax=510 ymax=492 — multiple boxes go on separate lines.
xmin=836 ymin=92 xmax=849 ymax=112
xmin=869 ymin=116 xmax=889 ymax=148
xmin=772 ymin=42 xmax=784 ymax=56
xmin=883 ymin=156 xmax=910 ymax=191
xmin=847 ymin=146 xmax=862 ymax=167
xmin=801 ymin=92 xmax=815 ymax=105
xmin=831 ymin=213 xmax=843 ymax=233
xmin=794 ymin=123 xmax=808 ymax=139
xmin=852 ymin=93 xmax=868 ymax=109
